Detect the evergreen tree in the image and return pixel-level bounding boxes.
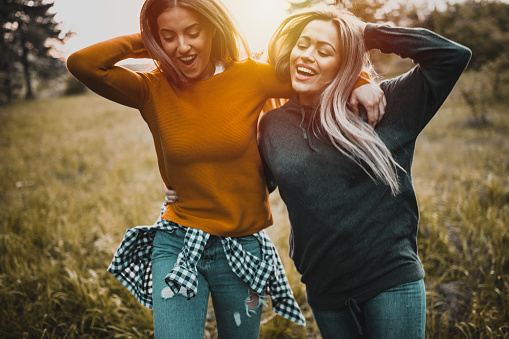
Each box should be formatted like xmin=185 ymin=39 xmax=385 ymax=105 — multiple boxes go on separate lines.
xmin=287 ymin=0 xmax=399 ymax=24
xmin=0 ymin=0 xmax=71 ymax=102
xmin=420 ymin=0 xmax=509 ymax=70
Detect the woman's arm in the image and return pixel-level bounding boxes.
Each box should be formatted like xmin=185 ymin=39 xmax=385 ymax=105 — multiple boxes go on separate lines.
xmin=66 ymin=34 xmax=152 ymax=109
xmin=363 ymin=24 xmax=471 ymax=134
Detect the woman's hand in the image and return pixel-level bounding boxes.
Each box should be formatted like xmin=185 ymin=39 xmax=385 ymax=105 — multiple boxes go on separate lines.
xmin=349 ymin=83 xmax=387 ymax=127
xmin=164 ymin=186 xmax=179 ymax=204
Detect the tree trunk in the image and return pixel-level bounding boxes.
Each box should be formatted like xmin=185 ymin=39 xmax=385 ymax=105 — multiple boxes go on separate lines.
xmin=20 ymin=32 xmax=34 ymax=100
xmin=492 ymin=68 xmax=500 ymax=101
xmin=0 ymin=58 xmax=13 ymax=104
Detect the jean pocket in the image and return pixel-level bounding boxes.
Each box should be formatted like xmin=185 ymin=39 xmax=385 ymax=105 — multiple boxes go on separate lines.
xmin=236 ymin=235 xmax=262 ymax=259
xmin=152 ymin=228 xmax=185 ymax=261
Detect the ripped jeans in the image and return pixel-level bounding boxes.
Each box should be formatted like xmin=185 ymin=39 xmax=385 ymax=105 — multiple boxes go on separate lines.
xmin=151 ymin=227 xmax=264 ymax=338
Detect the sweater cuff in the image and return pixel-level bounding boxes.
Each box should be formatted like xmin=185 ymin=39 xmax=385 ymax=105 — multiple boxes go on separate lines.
xmin=364 ymin=23 xmax=385 ymax=51
xmin=354 ymin=71 xmax=371 ymax=89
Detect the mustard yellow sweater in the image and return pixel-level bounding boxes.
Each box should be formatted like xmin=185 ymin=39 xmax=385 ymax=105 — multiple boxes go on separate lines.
xmin=67 ymin=33 xmax=295 ymax=236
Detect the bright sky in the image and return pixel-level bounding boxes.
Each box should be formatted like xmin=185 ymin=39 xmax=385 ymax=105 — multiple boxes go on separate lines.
xmin=52 ymin=0 xmax=291 ymax=58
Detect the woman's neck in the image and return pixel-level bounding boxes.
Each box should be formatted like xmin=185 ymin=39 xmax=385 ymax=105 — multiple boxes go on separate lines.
xmin=297 ymin=93 xmax=318 ymax=107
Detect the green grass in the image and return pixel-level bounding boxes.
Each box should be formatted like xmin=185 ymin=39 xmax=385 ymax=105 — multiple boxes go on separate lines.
xmin=0 ymin=77 xmax=508 ymax=338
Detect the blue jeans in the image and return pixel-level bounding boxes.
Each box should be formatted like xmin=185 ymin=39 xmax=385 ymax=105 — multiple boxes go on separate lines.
xmin=151 ymin=228 xmax=264 ymax=339
xmin=312 ymin=279 xmax=426 ymax=339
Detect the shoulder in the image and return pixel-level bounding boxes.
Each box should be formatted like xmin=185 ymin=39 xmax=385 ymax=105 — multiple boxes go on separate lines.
xmin=259 ymin=102 xmax=294 ymax=131
xmin=226 ymin=58 xmax=274 ymax=74
xmin=258 ymin=109 xmax=282 ymax=146
xmin=136 ymin=67 xmax=165 ymax=89
xmin=259 ymin=108 xmax=280 ymax=127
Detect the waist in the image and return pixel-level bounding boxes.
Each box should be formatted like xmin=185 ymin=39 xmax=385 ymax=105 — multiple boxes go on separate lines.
xmin=162 ymin=201 xmax=273 ymax=237
xmin=305 ymin=263 xmax=425 ymax=311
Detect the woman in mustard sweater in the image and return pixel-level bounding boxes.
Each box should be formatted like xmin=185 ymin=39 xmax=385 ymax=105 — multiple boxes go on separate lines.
xmin=66 ymin=0 xmax=384 ymax=337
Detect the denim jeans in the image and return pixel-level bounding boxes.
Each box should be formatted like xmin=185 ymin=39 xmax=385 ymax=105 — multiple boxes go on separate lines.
xmin=312 ymin=279 xmax=426 ymax=339
xmin=151 ymin=227 xmax=264 ymax=339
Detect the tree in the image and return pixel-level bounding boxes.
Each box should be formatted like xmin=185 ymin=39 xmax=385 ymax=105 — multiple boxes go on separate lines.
xmin=288 ymin=0 xmax=389 ymax=22
xmin=488 ymin=51 xmax=509 ymax=100
xmin=409 ymin=0 xmax=509 ymax=100
xmin=420 ymin=0 xmax=509 ymax=70
xmin=0 ymin=0 xmax=71 ymax=102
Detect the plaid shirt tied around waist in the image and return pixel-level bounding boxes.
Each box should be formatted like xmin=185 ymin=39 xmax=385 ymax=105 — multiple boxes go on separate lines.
xmin=107 ymin=204 xmax=306 ymax=326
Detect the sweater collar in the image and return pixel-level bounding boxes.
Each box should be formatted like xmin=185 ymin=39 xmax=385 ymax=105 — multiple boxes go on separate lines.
xmin=287 ymin=96 xmax=319 ymax=151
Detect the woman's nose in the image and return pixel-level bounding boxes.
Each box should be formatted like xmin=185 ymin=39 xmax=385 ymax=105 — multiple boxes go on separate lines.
xmin=300 ymin=49 xmax=315 ymax=63
xmin=177 ymin=36 xmax=191 ymax=54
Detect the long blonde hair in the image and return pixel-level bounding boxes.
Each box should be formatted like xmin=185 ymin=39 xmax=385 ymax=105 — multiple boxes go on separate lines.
xmin=140 ymin=0 xmax=250 ymax=87
xmin=268 ymin=5 xmax=401 ymax=194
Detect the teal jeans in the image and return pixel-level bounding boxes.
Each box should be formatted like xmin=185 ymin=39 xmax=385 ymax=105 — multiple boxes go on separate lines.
xmin=151 ymin=228 xmax=264 ymax=338
xmin=312 ymin=279 xmax=426 ymax=339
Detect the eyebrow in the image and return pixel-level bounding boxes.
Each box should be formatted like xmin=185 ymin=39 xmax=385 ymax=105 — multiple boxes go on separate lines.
xmin=298 ymin=35 xmax=336 ymax=52
xmin=159 ymin=23 xmax=200 ymax=34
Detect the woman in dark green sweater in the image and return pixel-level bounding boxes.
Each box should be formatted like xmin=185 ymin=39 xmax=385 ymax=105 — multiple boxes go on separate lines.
xmin=257 ymin=4 xmax=471 ymax=338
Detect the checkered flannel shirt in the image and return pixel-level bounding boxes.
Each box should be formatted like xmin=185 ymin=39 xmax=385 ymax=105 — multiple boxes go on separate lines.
xmin=107 ymin=204 xmax=306 ymax=326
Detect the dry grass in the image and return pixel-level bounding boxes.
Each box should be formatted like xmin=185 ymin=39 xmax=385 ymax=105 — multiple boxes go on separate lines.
xmin=0 ymin=75 xmax=508 ymax=338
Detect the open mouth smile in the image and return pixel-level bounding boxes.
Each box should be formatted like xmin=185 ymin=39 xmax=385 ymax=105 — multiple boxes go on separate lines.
xmin=178 ymin=55 xmax=197 ymax=66
xmin=297 ymin=66 xmax=317 ymax=76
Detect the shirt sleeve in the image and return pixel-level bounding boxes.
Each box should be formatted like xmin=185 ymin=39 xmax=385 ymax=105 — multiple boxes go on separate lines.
xmin=364 ymin=24 xmax=471 ymax=136
xmin=253 ymin=60 xmax=294 ymax=99
xmin=66 ymin=34 xmax=153 ymax=109
xmin=354 ymin=71 xmax=371 ymax=88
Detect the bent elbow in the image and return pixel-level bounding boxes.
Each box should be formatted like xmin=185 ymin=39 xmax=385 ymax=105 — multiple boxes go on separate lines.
xmin=66 ymin=50 xmax=103 ymax=89
xmin=456 ymin=44 xmax=473 ymax=70
xmin=66 ymin=51 xmax=86 ymax=79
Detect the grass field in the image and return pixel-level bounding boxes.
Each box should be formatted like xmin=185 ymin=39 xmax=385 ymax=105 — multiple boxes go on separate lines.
xmin=0 ymin=76 xmax=508 ymax=338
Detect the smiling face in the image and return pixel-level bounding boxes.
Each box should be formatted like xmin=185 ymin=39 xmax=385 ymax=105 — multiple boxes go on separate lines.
xmin=157 ymin=6 xmax=216 ymax=81
xmin=290 ymin=20 xmax=342 ymax=106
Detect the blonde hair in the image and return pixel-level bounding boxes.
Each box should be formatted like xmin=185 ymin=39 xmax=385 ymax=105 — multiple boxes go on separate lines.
xmin=268 ymin=4 xmax=401 ymax=194
xmin=140 ymin=0 xmax=250 ymax=87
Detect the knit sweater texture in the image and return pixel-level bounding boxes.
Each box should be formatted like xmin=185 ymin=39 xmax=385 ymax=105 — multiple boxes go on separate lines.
xmin=66 ymin=33 xmax=295 ymax=237
xmin=258 ymin=24 xmax=471 ymax=310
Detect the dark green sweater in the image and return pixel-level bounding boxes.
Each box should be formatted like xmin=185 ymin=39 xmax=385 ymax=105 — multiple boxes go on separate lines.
xmin=258 ymin=24 xmax=471 ymax=311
